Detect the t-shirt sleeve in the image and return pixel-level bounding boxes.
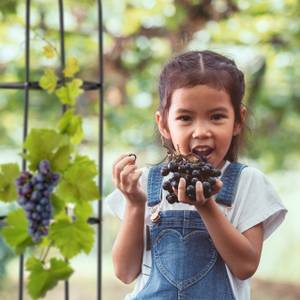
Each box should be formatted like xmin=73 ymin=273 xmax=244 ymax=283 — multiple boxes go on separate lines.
xmin=230 ymin=166 xmax=287 ymax=240
xmin=104 ymin=167 xmax=149 ymax=221
xmin=104 ymin=188 xmax=126 ymax=220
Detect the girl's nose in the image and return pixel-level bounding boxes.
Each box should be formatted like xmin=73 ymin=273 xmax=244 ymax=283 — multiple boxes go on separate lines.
xmin=192 ymin=123 xmax=212 ymax=139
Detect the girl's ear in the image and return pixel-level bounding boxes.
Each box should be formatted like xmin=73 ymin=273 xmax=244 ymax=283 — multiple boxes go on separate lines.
xmin=155 ymin=111 xmax=171 ymax=139
xmin=233 ymin=106 xmax=247 ymax=136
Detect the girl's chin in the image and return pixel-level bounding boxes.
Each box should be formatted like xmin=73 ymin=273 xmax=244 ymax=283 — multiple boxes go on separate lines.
xmin=215 ymin=160 xmax=226 ymax=169
xmin=207 ymin=155 xmax=217 ymax=167
xmin=207 ymin=155 xmax=224 ymax=169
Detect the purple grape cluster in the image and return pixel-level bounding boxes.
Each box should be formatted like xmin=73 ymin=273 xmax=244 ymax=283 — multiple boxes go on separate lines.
xmin=161 ymin=154 xmax=221 ymax=204
xmin=16 ymin=160 xmax=60 ymax=242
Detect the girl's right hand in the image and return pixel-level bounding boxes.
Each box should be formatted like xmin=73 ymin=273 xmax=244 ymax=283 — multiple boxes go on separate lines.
xmin=112 ymin=154 xmax=146 ymax=206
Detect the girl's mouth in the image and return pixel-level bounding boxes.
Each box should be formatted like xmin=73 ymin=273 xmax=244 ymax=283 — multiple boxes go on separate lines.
xmin=192 ymin=147 xmax=213 ymax=159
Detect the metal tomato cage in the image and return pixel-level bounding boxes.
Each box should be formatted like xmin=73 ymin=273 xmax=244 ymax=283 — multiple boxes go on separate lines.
xmin=0 ymin=1 xmax=104 ymax=299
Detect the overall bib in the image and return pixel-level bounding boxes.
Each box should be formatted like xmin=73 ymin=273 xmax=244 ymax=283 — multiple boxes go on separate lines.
xmin=133 ymin=162 xmax=247 ymax=300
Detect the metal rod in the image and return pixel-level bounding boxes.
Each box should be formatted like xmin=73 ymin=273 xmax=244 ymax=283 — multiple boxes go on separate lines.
xmin=97 ymin=0 xmax=103 ymax=299
xmin=59 ymin=0 xmax=67 ymax=115
xmin=0 ymin=81 xmax=101 ymax=90
xmin=19 ymin=0 xmax=31 ymax=299
xmin=58 ymin=1 xmax=69 ymax=299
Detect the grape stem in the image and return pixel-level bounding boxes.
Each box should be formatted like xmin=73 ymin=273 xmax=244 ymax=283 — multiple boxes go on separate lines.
xmin=161 ymin=138 xmax=206 ymax=163
xmin=41 ymin=242 xmax=53 ymax=264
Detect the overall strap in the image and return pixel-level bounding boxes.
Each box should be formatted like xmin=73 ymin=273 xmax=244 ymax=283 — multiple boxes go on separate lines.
xmin=147 ymin=164 xmax=164 ymax=207
xmin=216 ymin=162 xmax=247 ymax=207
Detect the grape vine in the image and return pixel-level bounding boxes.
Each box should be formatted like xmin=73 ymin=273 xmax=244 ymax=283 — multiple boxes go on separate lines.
xmin=0 ymin=43 xmax=99 ymax=300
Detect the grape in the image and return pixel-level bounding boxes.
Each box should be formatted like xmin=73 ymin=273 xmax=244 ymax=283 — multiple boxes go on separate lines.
xmin=15 ymin=160 xmax=60 ymax=242
xmin=161 ymin=152 xmax=221 ymax=204
xmin=38 ymin=160 xmax=51 ymax=175
xmin=162 ymin=181 xmax=172 ymax=192
xmin=161 ymin=166 xmax=169 ymax=176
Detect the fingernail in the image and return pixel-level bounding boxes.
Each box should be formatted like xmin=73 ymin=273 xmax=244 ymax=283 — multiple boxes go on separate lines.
xmin=128 ymin=153 xmax=137 ymax=162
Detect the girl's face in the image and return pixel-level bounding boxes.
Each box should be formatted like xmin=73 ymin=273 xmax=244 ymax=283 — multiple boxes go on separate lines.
xmin=156 ymin=84 xmax=242 ymax=169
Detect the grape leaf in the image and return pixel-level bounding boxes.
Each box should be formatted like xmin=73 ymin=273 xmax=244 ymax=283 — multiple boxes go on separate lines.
xmin=39 ymin=69 xmax=58 ymax=93
xmin=43 ymin=45 xmax=56 ymax=59
xmin=55 ymin=79 xmax=83 ymax=106
xmin=57 ymin=109 xmax=84 ymax=144
xmin=26 ymin=257 xmax=73 ymax=300
xmin=56 ymin=155 xmax=99 ymax=203
xmin=49 ymin=217 xmax=94 ymax=259
xmin=23 ymin=129 xmax=70 ymax=171
xmin=51 ymin=193 xmax=66 ymax=216
xmin=0 ymin=163 xmax=20 ymax=202
xmin=63 ymin=57 xmax=80 ymax=78
xmin=1 ymin=209 xmax=34 ymax=254
xmin=74 ymin=201 xmax=93 ymax=221
xmin=51 ymin=144 xmax=73 ymax=172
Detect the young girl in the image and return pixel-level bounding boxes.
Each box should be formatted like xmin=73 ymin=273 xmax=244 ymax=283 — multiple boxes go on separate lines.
xmin=105 ymin=50 xmax=287 ymax=300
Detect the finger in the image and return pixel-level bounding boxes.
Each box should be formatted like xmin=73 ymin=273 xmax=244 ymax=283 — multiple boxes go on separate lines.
xmin=127 ymin=169 xmax=143 ymax=189
xmin=113 ymin=155 xmax=137 ymax=184
xmin=215 ymin=178 xmax=223 ymax=190
xmin=130 ymin=168 xmax=142 ymax=182
xmin=112 ymin=154 xmax=129 ymax=169
xmin=195 ymin=181 xmax=205 ymax=204
xmin=121 ymin=168 xmax=142 ymax=194
xmin=120 ymin=164 xmax=137 ymax=188
xmin=128 ymin=153 xmax=137 ymax=162
xmin=177 ymin=177 xmax=187 ymax=203
xmin=112 ymin=154 xmax=128 ymax=181
xmin=112 ymin=154 xmax=136 ymax=177
xmin=211 ymin=179 xmax=223 ymax=195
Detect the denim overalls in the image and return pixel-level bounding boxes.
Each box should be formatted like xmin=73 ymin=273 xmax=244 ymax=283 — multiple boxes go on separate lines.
xmin=133 ymin=162 xmax=247 ymax=300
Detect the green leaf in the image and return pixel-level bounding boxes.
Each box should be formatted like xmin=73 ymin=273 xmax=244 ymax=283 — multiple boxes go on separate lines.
xmin=23 ymin=129 xmax=70 ymax=171
xmin=55 ymin=79 xmax=83 ymax=106
xmin=26 ymin=257 xmax=73 ymax=300
xmin=63 ymin=57 xmax=80 ymax=78
xmin=0 ymin=163 xmax=20 ymax=202
xmin=49 ymin=217 xmax=94 ymax=259
xmin=51 ymin=144 xmax=73 ymax=172
xmin=42 ymin=45 xmax=56 ymax=59
xmin=39 ymin=69 xmax=58 ymax=93
xmin=1 ymin=209 xmax=34 ymax=254
xmin=74 ymin=201 xmax=93 ymax=221
xmin=56 ymin=155 xmax=99 ymax=203
xmin=51 ymin=193 xmax=66 ymax=216
xmin=57 ymin=109 xmax=84 ymax=144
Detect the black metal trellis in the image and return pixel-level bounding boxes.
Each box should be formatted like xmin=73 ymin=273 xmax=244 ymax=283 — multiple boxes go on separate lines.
xmin=0 ymin=1 xmax=103 ymax=299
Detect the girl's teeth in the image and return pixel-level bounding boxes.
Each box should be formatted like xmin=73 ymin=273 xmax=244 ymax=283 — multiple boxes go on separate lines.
xmin=193 ymin=148 xmax=212 ymax=157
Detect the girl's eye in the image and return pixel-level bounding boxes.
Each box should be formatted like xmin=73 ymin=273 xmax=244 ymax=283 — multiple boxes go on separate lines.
xmin=177 ymin=115 xmax=191 ymax=122
xmin=211 ymin=114 xmax=226 ymax=121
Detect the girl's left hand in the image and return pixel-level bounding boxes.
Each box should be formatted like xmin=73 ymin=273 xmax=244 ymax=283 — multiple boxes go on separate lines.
xmin=174 ymin=177 xmax=223 ymax=208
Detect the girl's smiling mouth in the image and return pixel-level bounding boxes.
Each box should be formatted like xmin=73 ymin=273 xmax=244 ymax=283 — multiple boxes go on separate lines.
xmin=192 ymin=146 xmax=214 ymax=158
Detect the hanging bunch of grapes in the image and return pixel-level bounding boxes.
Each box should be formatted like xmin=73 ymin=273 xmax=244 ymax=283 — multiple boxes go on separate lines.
xmin=161 ymin=152 xmax=221 ymax=204
xmin=15 ymin=160 xmax=60 ymax=242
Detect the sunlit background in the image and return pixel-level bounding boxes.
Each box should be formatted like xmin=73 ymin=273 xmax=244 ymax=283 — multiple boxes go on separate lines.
xmin=0 ymin=0 xmax=300 ymax=299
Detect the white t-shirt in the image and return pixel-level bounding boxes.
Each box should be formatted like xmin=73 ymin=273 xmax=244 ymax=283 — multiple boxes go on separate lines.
xmin=105 ymin=161 xmax=287 ymax=300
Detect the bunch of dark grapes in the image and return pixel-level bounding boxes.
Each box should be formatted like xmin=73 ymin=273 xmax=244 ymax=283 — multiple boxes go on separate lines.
xmin=16 ymin=160 xmax=60 ymax=242
xmin=161 ymin=153 xmax=221 ymax=204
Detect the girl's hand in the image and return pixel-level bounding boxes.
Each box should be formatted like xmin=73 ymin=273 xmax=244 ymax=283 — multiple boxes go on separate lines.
xmin=112 ymin=154 xmax=146 ymax=206
xmin=174 ymin=177 xmax=223 ymax=209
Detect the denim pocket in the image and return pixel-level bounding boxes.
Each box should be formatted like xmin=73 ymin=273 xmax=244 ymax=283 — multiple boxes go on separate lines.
xmin=154 ymin=228 xmax=217 ymax=290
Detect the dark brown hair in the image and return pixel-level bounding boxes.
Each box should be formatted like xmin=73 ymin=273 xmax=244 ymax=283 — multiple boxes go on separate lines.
xmin=157 ymin=50 xmax=246 ymax=162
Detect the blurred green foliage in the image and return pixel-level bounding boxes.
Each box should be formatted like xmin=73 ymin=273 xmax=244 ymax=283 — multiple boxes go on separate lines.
xmin=1 ymin=0 xmax=299 ymax=173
